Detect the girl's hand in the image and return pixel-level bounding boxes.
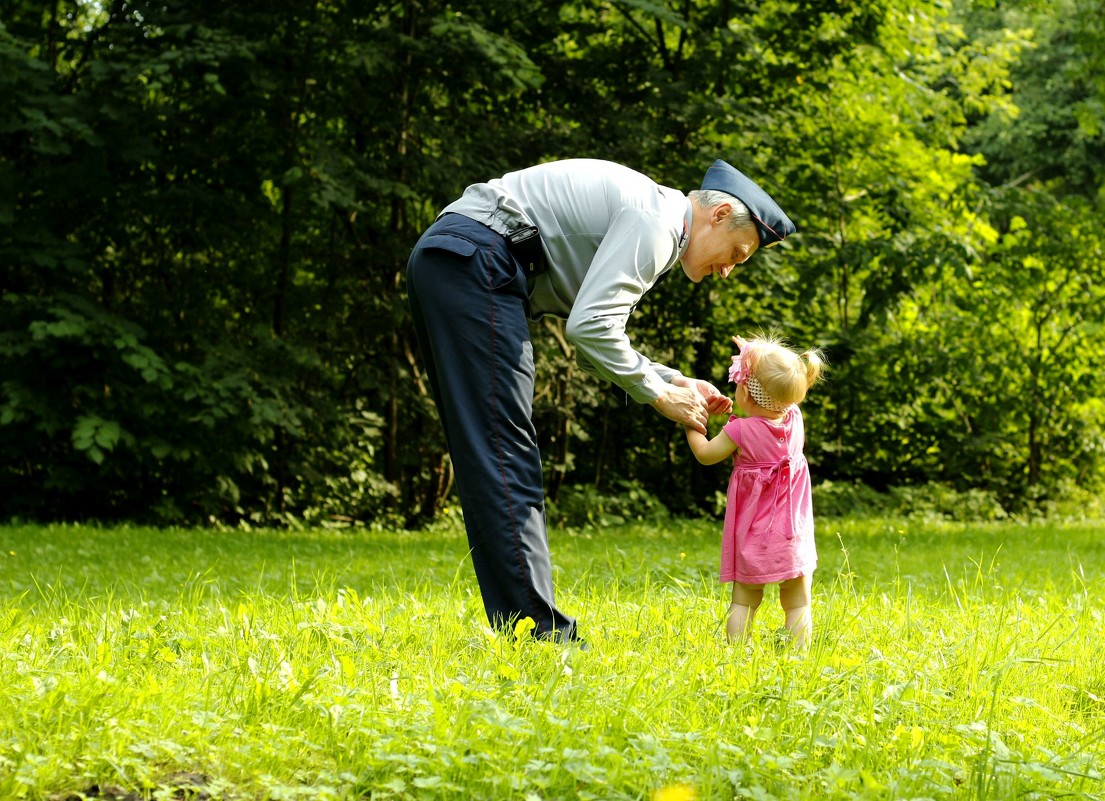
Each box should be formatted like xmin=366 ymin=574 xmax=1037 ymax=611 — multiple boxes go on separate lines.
xmin=671 ymin=376 xmax=733 ymax=416
xmin=731 ymin=334 xmax=747 ymax=351
xmin=704 ymin=391 xmax=733 ymax=416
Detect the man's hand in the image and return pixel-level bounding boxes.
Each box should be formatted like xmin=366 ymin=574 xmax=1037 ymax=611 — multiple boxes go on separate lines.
xmin=672 ymin=376 xmax=733 ymax=417
xmin=651 ymin=385 xmax=710 ymax=433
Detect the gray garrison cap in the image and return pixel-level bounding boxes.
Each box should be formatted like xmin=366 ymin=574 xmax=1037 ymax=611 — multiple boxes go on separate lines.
xmin=701 ymin=159 xmax=795 ymax=247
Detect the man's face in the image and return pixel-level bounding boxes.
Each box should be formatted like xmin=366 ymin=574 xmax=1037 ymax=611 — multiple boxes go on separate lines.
xmin=681 ymin=204 xmax=760 ymax=283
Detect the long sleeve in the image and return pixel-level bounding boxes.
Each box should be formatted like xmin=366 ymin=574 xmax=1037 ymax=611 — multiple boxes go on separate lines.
xmin=439 ymin=159 xmax=691 ymax=403
xmin=564 ymin=206 xmax=681 ymax=403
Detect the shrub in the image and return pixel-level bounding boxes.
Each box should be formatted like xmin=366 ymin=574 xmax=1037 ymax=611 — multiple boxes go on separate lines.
xmin=547 ymin=480 xmax=671 ymax=529
xmin=813 ymin=480 xmax=1008 ymax=522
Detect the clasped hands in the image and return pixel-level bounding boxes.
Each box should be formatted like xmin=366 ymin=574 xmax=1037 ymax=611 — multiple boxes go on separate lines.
xmin=651 ymin=376 xmax=733 ymax=434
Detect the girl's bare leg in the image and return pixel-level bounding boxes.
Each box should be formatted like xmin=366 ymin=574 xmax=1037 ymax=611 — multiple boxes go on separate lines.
xmin=779 ymin=574 xmax=813 ymax=649
xmin=727 ymin=582 xmax=765 ymax=642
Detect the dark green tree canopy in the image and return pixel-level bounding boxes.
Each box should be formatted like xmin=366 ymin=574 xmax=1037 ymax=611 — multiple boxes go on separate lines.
xmin=1 ymin=0 xmax=1102 ymax=525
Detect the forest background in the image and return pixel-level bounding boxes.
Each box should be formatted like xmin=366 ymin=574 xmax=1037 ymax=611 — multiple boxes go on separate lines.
xmin=1 ymin=0 xmax=1103 ymax=528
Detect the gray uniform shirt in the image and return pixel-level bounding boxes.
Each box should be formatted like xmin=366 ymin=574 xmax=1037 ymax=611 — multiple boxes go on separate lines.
xmin=440 ymin=159 xmax=693 ymax=404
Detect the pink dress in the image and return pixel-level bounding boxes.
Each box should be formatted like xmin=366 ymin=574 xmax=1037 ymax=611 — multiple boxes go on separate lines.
xmin=719 ymin=406 xmax=816 ymax=584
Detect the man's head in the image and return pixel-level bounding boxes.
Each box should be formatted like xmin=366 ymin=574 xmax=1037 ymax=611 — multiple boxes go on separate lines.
xmin=700 ymin=159 xmax=795 ymax=248
xmin=681 ymin=192 xmax=759 ymax=282
xmin=680 ymin=160 xmax=795 ymax=283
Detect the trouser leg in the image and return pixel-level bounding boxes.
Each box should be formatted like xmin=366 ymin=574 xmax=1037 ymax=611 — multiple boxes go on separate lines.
xmin=406 ymin=214 xmax=577 ymax=642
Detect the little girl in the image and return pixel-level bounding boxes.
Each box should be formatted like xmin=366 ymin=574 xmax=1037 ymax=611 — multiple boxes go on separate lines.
xmin=685 ymin=334 xmax=825 ymax=648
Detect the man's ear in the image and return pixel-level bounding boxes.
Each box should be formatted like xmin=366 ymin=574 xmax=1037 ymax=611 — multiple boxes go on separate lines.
xmin=713 ymin=203 xmax=733 ymax=223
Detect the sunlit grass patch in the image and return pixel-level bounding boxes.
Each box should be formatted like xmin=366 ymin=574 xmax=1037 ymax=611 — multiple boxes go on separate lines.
xmin=1 ymin=519 xmax=1103 ymax=799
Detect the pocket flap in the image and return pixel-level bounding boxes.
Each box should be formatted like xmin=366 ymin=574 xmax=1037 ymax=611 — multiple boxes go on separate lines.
xmin=420 ymin=233 xmax=478 ymax=257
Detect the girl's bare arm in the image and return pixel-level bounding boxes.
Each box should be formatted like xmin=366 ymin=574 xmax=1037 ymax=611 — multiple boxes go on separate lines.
xmin=684 ymin=426 xmax=738 ymax=466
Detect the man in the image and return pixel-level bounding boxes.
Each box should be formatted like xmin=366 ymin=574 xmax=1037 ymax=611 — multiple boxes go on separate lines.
xmin=406 ymin=158 xmax=795 ymax=643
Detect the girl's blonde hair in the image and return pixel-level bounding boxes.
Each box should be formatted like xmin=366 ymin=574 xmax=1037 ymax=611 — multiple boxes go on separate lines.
xmin=746 ymin=333 xmax=825 ymax=409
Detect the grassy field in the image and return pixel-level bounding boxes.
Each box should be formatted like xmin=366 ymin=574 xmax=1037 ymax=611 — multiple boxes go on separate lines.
xmin=0 ymin=518 xmax=1103 ymax=800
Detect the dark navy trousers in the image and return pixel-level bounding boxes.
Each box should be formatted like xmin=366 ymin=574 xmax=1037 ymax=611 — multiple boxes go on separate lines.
xmin=406 ymin=213 xmax=578 ymax=642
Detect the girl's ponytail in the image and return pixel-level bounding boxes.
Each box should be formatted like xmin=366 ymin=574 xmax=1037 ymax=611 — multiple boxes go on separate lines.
xmin=800 ymin=349 xmax=826 ymax=390
xmin=741 ymin=335 xmax=826 ymax=408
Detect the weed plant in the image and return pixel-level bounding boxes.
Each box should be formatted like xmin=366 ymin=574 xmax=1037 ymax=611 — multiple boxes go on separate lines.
xmin=0 ymin=519 xmax=1103 ymax=800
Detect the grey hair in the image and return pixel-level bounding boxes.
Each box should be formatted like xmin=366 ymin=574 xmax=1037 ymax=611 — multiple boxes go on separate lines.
xmin=689 ymin=189 xmax=754 ymax=233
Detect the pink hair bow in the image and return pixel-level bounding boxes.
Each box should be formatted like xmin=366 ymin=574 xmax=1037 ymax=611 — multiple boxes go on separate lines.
xmin=728 ymin=347 xmax=752 ymax=385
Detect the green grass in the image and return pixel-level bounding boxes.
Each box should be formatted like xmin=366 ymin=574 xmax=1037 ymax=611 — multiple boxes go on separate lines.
xmin=1 ymin=518 xmax=1103 ymax=800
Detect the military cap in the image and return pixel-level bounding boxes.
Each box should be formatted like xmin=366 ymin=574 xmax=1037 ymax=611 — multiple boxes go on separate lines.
xmin=701 ymin=159 xmax=795 ymax=247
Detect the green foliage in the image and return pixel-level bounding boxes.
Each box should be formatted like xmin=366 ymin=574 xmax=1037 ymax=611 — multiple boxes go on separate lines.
xmin=1 ymin=0 xmax=1103 ymax=524
xmin=813 ymin=480 xmax=1009 ymax=521
xmin=547 ymin=479 xmax=672 ymax=528
xmin=1 ymin=290 xmax=307 ymax=521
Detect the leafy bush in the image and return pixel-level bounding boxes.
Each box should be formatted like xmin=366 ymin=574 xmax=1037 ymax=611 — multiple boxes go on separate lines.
xmin=1023 ymin=480 xmax=1105 ymax=523
xmin=547 ymin=481 xmax=671 ymax=529
xmin=813 ymin=480 xmax=1008 ymax=522
xmin=295 ymin=405 xmax=402 ymax=530
xmin=886 ymin=483 xmax=1009 ymax=522
xmin=811 ymin=481 xmax=894 ymax=518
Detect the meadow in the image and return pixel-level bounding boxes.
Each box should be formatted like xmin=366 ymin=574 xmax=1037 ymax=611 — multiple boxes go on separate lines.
xmin=0 ymin=517 xmax=1102 ymax=800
